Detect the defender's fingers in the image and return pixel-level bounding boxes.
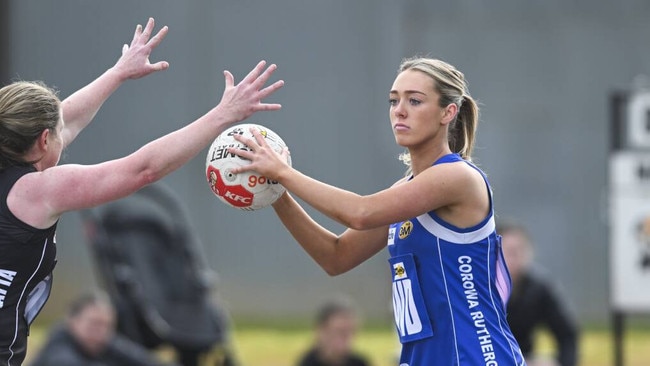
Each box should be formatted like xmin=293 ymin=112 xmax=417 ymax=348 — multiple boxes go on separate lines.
xmin=257 ymin=79 xmax=284 ymax=100
xmin=150 ymin=61 xmax=170 ymax=71
xmin=251 ymin=64 xmax=278 ymax=90
xmin=254 ymin=103 xmax=283 ymax=112
xmin=147 ymin=25 xmax=169 ymax=48
xmin=224 ymin=70 xmax=235 ymax=88
xmin=240 ymin=60 xmax=267 ymax=85
xmin=140 ymin=17 xmax=155 ymax=42
xmin=130 ymin=24 xmax=143 ymax=46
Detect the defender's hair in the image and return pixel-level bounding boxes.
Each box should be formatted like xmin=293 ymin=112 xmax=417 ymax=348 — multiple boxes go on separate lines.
xmin=0 ymin=81 xmax=61 ymax=170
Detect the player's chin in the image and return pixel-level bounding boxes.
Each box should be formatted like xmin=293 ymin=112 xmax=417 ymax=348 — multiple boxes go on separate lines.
xmin=393 ymin=136 xmax=411 ymax=148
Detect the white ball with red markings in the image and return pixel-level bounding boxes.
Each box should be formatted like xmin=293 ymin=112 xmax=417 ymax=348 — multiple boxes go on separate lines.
xmin=205 ymin=123 xmax=291 ymax=211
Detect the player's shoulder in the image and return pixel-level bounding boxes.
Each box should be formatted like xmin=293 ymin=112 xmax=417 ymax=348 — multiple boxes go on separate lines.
xmin=420 ymin=158 xmax=483 ymax=191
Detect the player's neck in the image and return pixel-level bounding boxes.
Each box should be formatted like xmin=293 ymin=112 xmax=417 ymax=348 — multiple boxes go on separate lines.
xmin=409 ymin=144 xmax=452 ymax=176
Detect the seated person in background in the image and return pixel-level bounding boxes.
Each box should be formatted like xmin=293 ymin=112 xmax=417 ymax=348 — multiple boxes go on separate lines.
xmin=297 ymin=298 xmax=370 ymax=366
xmin=30 ymin=292 xmax=177 ymax=366
xmin=498 ymin=220 xmax=579 ymax=366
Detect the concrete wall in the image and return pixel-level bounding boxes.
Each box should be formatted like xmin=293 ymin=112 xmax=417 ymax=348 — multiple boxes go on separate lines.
xmin=6 ymin=0 xmax=650 ymax=324
xmin=1 ymin=1 xmax=9 ymax=84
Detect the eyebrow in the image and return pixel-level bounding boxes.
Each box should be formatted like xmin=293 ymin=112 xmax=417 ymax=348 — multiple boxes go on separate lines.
xmin=389 ymin=90 xmax=427 ymax=96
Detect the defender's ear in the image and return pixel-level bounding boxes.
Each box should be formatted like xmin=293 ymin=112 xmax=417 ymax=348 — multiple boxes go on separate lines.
xmin=37 ymin=128 xmax=51 ymax=152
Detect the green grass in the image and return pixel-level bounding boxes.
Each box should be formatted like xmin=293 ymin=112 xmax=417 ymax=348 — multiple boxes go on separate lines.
xmin=228 ymin=325 xmax=399 ymax=366
xmin=25 ymin=323 xmax=650 ymax=366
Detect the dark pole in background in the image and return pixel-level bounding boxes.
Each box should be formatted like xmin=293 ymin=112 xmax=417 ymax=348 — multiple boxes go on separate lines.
xmin=0 ymin=1 xmax=10 ymax=85
xmin=609 ymin=91 xmax=626 ymax=366
xmin=612 ymin=311 xmax=625 ymax=366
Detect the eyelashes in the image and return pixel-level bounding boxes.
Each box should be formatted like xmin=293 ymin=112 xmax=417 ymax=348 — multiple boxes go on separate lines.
xmin=388 ymin=98 xmax=422 ymax=106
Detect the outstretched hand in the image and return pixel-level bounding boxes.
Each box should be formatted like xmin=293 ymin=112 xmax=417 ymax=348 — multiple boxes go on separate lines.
xmin=217 ymin=60 xmax=284 ymax=122
xmin=229 ymin=127 xmax=291 ymax=181
xmin=112 ymin=17 xmax=169 ymax=80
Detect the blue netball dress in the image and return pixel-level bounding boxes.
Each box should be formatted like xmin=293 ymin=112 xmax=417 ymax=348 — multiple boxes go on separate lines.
xmin=388 ymin=153 xmax=525 ymax=366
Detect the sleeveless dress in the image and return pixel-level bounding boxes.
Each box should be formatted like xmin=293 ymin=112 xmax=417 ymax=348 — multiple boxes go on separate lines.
xmin=388 ymin=153 xmax=525 ymax=366
xmin=0 ymin=165 xmax=57 ymax=366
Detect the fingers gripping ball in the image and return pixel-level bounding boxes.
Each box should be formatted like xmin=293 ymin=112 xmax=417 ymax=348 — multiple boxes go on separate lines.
xmin=206 ymin=124 xmax=291 ymax=211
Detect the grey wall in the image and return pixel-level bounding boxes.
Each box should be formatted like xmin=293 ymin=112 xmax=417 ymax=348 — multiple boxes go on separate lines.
xmin=1 ymin=1 xmax=9 ymax=84
xmin=6 ymin=0 xmax=650 ymax=324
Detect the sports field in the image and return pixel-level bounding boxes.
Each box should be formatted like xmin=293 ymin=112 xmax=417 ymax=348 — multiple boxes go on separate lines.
xmin=25 ymin=322 xmax=650 ymax=366
xmin=228 ymin=325 xmax=650 ymax=366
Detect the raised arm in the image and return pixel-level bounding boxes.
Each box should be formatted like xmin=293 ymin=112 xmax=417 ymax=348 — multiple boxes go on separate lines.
xmin=60 ymin=18 xmax=169 ymax=147
xmin=10 ymin=61 xmax=283 ymax=229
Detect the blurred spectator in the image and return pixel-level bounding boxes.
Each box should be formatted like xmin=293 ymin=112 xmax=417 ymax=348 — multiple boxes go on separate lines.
xmin=297 ymin=298 xmax=370 ymax=366
xmin=498 ymin=220 xmax=579 ymax=366
xmin=30 ymin=292 xmax=177 ymax=366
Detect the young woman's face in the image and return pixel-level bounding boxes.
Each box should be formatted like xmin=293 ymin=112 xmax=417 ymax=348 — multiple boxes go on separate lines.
xmin=389 ymin=69 xmax=445 ymax=148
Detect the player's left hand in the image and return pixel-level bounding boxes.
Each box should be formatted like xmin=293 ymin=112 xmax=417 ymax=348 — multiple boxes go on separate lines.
xmin=229 ymin=127 xmax=291 ymax=181
xmin=112 ymin=17 xmax=169 ymax=80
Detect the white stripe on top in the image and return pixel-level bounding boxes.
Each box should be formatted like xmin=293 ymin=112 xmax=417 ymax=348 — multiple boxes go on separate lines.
xmin=416 ymin=214 xmax=495 ymax=244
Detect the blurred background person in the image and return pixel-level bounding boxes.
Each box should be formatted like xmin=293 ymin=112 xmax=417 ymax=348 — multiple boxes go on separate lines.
xmin=498 ymin=219 xmax=579 ymax=366
xmin=29 ymin=292 xmax=178 ymax=366
xmin=296 ymin=298 xmax=370 ymax=366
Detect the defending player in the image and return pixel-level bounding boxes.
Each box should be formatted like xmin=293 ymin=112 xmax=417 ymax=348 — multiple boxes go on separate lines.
xmin=0 ymin=18 xmax=282 ymax=365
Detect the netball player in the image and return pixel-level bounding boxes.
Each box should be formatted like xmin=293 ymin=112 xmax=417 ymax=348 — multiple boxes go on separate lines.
xmin=231 ymin=57 xmax=526 ymax=365
xmin=0 ymin=18 xmax=283 ymax=365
